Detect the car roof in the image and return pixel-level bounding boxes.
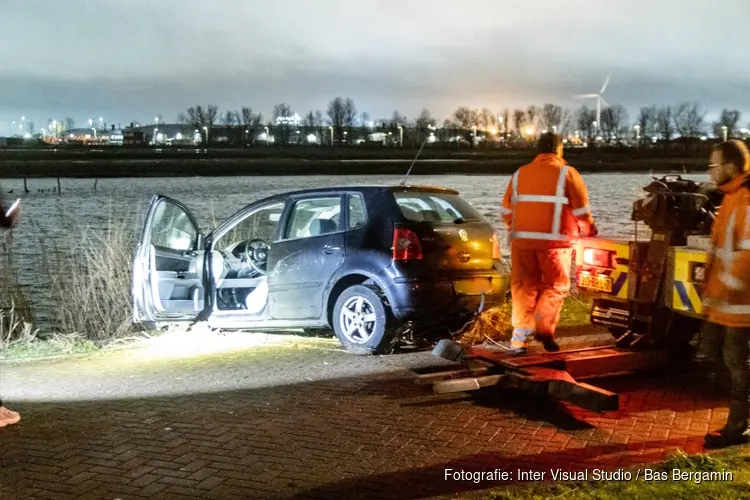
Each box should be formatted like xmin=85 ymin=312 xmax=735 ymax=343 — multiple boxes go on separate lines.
xmin=278 ymin=184 xmax=460 ymax=197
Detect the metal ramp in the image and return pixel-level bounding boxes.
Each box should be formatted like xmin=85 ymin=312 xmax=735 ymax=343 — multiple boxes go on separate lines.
xmin=412 ymin=340 xmax=669 ymax=413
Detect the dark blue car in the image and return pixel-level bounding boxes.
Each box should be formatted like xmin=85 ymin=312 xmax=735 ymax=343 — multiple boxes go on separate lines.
xmin=132 ymin=185 xmax=507 ymax=354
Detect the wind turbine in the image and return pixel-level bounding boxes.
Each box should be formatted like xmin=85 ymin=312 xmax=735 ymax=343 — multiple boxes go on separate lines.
xmin=574 ymin=72 xmax=612 ymax=132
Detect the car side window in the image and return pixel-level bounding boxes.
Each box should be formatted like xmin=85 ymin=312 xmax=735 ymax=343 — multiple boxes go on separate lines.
xmin=150 ymin=201 xmax=197 ymax=251
xmin=217 ymin=202 xmax=285 ymax=250
xmin=284 ymin=197 xmax=342 ymax=240
xmin=348 ymin=194 xmax=367 ymax=229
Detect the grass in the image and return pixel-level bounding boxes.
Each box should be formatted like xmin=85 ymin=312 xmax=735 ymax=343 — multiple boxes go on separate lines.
xmin=0 ymin=206 xmax=140 ymax=358
xmin=482 ymin=450 xmax=750 ymax=499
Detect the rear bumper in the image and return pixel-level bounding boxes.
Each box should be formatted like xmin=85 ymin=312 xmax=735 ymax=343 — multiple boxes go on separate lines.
xmin=386 ymin=274 xmax=507 ymax=321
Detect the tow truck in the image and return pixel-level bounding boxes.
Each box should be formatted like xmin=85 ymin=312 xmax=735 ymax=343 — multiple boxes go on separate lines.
xmin=413 ymin=175 xmax=723 ymax=413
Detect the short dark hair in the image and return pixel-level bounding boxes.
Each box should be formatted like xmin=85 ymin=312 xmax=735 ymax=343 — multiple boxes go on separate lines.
xmin=538 ymin=133 xmax=563 ymax=154
xmin=714 ymin=140 xmax=750 ymax=173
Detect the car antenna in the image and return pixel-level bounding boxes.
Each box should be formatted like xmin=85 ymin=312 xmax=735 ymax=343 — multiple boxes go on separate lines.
xmin=400 ymin=138 xmax=428 ymax=186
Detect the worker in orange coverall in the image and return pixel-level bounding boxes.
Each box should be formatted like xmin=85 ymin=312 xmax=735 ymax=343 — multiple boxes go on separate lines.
xmin=499 ymin=133 xmax=597 ymax=355
xmin=700 ymin=140 xmax=750 ymax=448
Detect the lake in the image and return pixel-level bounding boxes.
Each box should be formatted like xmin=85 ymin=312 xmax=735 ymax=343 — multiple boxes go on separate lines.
xmin=0 ymin=172 xmax=709 ymax=329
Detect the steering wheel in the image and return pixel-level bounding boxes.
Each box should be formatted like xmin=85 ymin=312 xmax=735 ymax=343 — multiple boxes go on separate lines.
xmin=244 ymin=239 xmax=270 ymax=274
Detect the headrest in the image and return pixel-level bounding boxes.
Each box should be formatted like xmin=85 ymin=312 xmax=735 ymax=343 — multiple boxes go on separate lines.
xmin=309 ymin=218 xmax=337 ymax=236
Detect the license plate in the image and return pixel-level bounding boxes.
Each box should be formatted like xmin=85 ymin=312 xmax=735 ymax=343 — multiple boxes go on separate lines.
xmin=577 ymin=274 xmax=613 ymax=293
xmin=454 ymin=278 xmax=493 ymax=295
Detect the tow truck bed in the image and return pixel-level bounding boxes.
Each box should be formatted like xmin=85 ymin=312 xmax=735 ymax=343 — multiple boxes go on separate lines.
xmin=413 ymin=340 xmax=669 ymax=413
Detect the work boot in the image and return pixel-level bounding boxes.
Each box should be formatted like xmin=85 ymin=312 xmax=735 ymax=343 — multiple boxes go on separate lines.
xmin=0 ymin=406 xmax=20 ymax=428
xmin=704 ymin=425 xmax=750 ymax=449
xmin=536 ymin=334 xmax=560 ymax=352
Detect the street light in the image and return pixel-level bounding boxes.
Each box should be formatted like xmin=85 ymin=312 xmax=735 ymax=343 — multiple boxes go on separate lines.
xmin=722 ymin=125 xmax=728 ymax=142
xmin=329 ymin=126 xmax=334 ymax=146
xmin=397 ymin=125 xmax=403 ymax=147
xmin=633 ymin=125 xmax=641 ymax=149
xmin=202 ymin=126 xmax=209 ymax=145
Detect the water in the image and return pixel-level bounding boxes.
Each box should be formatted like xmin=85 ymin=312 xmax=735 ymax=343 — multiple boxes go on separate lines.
xmin=0 ymin=172 xmax=709 ymax=328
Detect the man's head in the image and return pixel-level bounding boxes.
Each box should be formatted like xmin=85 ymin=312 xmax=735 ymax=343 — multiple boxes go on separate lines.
xmin=710 ymin=140 xmax=750 ymax=185
xmin=538 ymin=132 xmax=564 ymax=158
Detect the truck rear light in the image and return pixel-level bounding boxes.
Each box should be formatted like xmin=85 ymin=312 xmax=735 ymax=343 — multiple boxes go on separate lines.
xmin=582 ymin=248 xmax=614 ymax=268
xmin=491 ymin=231 xmax=501 ymax=259
xmin=392 ymin=228 xmax=423 ymax=261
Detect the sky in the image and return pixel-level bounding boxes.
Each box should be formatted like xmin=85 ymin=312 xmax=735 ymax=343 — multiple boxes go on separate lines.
xmin=2 ymin=0 xmax=750 ymax=131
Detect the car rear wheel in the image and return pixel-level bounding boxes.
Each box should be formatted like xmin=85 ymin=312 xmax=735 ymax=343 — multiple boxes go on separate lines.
xmin=332 ymin=285 xmax=393 ymax=355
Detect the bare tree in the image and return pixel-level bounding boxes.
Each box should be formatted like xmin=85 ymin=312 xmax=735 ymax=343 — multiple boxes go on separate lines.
xmin=540 ymin=104 xmax=563 ymax=133
xmin=656 ymin=106 xmax=674 ymax=142
xmin=713 ymin=109 xmax=742 ymax=139
xmin=637 ymin=106 xmax=657 ymax=145
xmin=672 ymin=102 xmax=706 ymax=138
xmin=64 ymin=117 xmax=75 ymax=131
xmin=391 ymin=110 xmax=408 ymax=126
xmin=559 ymin=109 xmax=573 ymax=136
xmin=177 ymin=112 xmax=188 ymax=125
xmin=526 ymin=106 xmax=539 ymax=132
xmin=26 ymin=122 xmax=35 ymax=135
xmin=272 ymin=103 xmax=293 ymax=122
xmin=512 ymin=109 xmax=526 ymax=138
xmin=452 ymin=107 xmax=479 ymax=130
xmin=575 ymin=106 xmax=595 ymax=140
xmin=186 ymin=105 xmax=219 ymax=144
xmin=415 ymin=108 xmax=436 ymax=142
xmin=600 ymin=105 xmax=628 ymax=144
xmin=327 ymin=97 xmax=357 ymax=142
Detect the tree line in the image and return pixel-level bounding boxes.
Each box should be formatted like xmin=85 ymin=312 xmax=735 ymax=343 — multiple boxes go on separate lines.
xmin=55 ymin=98 xmax=747 ymax=146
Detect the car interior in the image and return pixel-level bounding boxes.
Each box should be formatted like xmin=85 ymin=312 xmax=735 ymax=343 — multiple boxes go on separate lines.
xmin=212 ymin=197 xmax=344 ymax=313
xmin=211 ymin=202 xmax=285 ymax=313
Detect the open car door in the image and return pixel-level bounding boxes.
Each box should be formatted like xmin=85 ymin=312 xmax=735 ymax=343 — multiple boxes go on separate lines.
xmin=132 ymin=195 xmax=206 ymax=327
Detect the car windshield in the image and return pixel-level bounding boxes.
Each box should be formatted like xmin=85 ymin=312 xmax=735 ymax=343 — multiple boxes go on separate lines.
xmin=393 ymin=191 xmax=482 ymax=223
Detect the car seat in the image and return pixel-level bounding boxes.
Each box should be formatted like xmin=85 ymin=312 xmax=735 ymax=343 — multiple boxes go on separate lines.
xmin=309 ymin=218 xmax=337 ymax=236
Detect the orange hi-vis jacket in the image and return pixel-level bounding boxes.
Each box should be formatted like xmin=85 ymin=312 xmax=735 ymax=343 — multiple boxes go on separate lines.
xmin=703 ymin=173 xmax=750 ymax=328
xmin=501 ymin=154 xmax=595 ymax=249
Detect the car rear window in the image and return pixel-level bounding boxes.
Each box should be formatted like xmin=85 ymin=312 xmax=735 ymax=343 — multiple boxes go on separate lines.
xmin=392 ymin=191 xmax=482 ymax=223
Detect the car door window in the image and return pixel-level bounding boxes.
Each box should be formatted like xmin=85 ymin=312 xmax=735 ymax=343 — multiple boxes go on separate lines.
xmin=348 ymin=194 xmax=367 ymax=229
xmin=150 ymin=201 xmax=197 ymax=251
xmin=217 ymin=202 xmax=285 ymax=250
xmin=284 ymin=197 xmax=342 ymax=240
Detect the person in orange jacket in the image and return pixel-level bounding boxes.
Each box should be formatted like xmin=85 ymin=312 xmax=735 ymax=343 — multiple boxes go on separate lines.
xmin=499 ymin=133 xmax=597 ymax=354
xmin=700 ymin=139 xmax=750 ymax=448
xmin=0 ymin=196 xmax=21 ymax=428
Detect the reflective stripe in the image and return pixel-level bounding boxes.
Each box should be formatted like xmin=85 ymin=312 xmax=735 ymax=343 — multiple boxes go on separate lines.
xmin=571 ymin=206 xmax=591 ymax=216
xmin=717 ymin=304 xmax=750 ymax=315
xmin=739 ymin=240 xmax=750 ymax=250
xmin=499 ymin=206 xmax=512 ymax=215
xmin=509 ymin=165 xmax=574 ymax=243
xmin=720 ymin=272 xmax=745 ymax=291
xmin=550 ymin=165 xmax=569 ymax=236
xmin=513 ymin=231 xmax=570 ymax=241
xmin=517 ymin=194 xmax=569 ymax=204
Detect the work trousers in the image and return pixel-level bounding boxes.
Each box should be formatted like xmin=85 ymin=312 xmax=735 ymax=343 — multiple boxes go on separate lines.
xmin=699 ymin=322 xmax=750 ymax=433
xmin=510 ymin=247 xmax=573 ymax=350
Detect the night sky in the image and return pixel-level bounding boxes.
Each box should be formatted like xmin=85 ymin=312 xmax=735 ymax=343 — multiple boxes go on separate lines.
xmin=2 ymin=0 xmax=749 ymax=128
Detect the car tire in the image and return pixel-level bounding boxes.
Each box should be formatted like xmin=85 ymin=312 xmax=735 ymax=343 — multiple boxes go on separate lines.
xmin=332 ymin=285 xmax=393 ymax=355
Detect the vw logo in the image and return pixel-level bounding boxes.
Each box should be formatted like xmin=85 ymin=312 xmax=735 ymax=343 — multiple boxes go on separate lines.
xmin=458 ymin=229 xmax=469 ymax=242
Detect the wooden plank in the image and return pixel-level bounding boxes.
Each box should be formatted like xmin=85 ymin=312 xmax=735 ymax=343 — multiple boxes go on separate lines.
xmin=564 ymin=349 xmax=668 ymax=378
xmin=414 ymin=366 xmax=491 ymax=385
xmin=432 ymin=374 xmax=505 ymax=394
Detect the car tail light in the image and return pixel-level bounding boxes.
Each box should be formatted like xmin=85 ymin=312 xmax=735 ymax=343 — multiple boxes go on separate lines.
xmin=491 ymin=232 xmax=501 ymax=259
xmin=392 ymin=228 xmax=423 ymax=261
xmin=582 ymin=248 xmax=614 ymax=268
